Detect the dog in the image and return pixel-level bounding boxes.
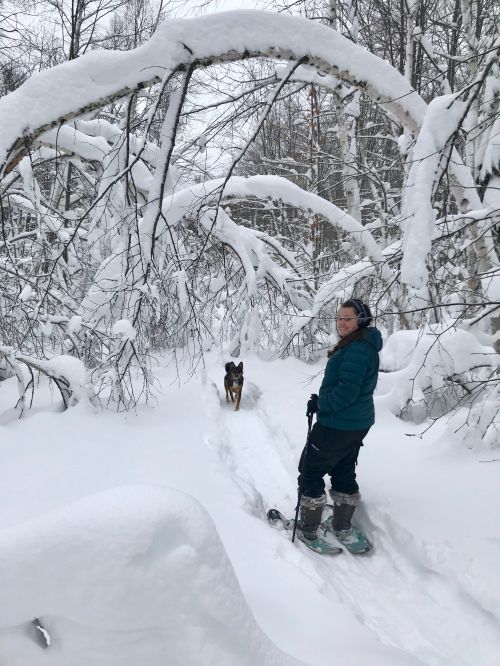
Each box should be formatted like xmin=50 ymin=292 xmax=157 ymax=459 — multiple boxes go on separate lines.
xmin=224 ymin=361 xmax=244 ymax=411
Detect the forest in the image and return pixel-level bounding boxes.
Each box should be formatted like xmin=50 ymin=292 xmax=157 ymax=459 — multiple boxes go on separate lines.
xmin=0 ymin=0 xmax=498 ymax=447
xmin=1 ymin=3 xmax=500 ymax=666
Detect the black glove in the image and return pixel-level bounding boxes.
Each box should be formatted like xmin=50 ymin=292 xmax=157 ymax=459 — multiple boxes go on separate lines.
xmin=306 ymin=393 xmax=318 ymax=418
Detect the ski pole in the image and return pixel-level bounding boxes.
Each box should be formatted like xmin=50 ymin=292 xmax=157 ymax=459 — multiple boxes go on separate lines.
xmin=292 ymin=411 xmax=313 ymax=543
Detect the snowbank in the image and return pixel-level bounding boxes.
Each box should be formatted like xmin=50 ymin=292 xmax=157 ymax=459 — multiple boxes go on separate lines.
xmin=0 ymin=485 xmax=303 ymax=666
xmin=1 ymin=352 xmax=500 ymax=666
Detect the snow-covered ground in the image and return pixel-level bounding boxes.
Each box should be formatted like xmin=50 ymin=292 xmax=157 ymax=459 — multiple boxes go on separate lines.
xmin=1 ymin=351 xmax=499 ymax=666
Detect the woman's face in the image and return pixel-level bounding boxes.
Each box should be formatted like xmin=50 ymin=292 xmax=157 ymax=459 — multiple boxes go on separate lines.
xmin=336 ymin=306 xmax=359 ymax=337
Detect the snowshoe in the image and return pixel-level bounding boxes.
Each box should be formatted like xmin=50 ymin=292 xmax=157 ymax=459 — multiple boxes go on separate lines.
xmin=321 ymin=514 xmax=373 ymax=554
xmin=267 ymin=509 xmax=343 ymax=556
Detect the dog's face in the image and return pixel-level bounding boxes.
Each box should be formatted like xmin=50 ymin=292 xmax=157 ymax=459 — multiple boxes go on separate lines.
xmin=227 ymin=361 xmax=243 ymax=378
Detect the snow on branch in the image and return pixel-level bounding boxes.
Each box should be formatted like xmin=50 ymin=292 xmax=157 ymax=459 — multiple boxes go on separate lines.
xmin=2 ymin=8 xmax=487 ymax=298
xmin=0 ymin=347 xmax=93 ymax=411
xmin=401 ymin=89 xmax=500 ymax=288
xmin=377 ymin=327 xmax=500 ymax=446
xmin=162 ymin=175 xmax=387 ymax=268
xmin=400 ymin=94 xmax=467 ymax=288
xmin=80 ymin=179 xmax=315 ymax=325
xmin=39 ymin=126 xmax=111 ymax=163
xmin=292 ymin=259 xmax=377 ymax=329
xmin=80 ymin=173 xmax=392 ymax=338
xmin=198 ymin=206 xmax=303 ymax=306
xmin=0 ymin=9 xmax=427 ymax=175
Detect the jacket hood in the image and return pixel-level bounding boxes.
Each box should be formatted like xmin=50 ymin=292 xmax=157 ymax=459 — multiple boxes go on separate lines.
xmin=364 ymin=326 xmax=383 ymax=351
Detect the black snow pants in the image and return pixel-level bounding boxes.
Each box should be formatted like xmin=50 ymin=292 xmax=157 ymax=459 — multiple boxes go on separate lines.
xmin=297 ymin=422 xmax=370 ymax=498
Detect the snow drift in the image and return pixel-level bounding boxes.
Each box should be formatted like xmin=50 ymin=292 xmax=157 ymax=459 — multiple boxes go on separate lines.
xmin=0 ymin=485 xmax=303 ymax=666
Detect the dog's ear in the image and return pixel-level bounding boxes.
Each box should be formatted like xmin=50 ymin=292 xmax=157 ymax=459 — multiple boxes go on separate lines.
xmin=227 ymin=361 xmax=235 ymax=369
xmin=237 ymin=362 xmax=243 ymax=370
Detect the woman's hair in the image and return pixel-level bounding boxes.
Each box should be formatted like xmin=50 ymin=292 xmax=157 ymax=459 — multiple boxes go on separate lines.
xmin=327 ymin=328 xmax=367 ymax=357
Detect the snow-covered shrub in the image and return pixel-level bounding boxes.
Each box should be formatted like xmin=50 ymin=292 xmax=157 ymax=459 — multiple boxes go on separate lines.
xmin=377 ymin=327 xmax=499 ymax=446
xmin=446 ymin=384 xmax=500 ymax=450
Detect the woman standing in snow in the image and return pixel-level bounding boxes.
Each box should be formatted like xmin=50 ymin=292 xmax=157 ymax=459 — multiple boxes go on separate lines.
xmin=297 ymin=298 xmax=382 ymax=550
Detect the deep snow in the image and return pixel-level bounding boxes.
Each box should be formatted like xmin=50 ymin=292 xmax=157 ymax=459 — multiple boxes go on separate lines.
xmin=1 ymin=351 xmax=499 ymax=666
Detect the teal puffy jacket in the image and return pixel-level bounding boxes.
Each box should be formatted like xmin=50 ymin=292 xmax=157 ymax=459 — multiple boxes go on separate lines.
xmin=317 ymin=327 xmax=383 ymax=431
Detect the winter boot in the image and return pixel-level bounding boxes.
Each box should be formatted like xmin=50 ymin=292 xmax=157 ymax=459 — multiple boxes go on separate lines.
xmin=298 ymin=494 xmax=327 ymax=541
xmin=331 ymin=491 xmax=360 ymax=540
xmin=322 ymin=491 xmax=372 ymax=553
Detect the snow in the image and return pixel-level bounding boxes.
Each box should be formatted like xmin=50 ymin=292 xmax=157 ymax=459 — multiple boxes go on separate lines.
xmin=2 ymin=7 xmax=492 ymax=304
xmin=0 ymin=7 xmax=500 ymax=662
xmin=18 ymin=285 xmax=33 ymax=302
xmin=0 ymin=485 xmax=301 ymax=666
xmin=2 ymin=8 xmax=488 ymax=299
xmin=400 ymin=94 xmax=467 ymax=287
xmin=67 ymin=315 xmax=83 ymax=335
xmin=83 ymin=172 xmax=388 ymax=329
xmin=112 ymin=319 xmax=137 ymax=341
xmin=0 ymin=9 xmax=428 ymax=173
xmin=44 ymin=355 xmax=89 ymax=388
xmin=39 ymin=126 xmax=110 ymax=162
xmin=276 ymin=63 xmax=343 ymax=94
xmin=377 ymin=326 xmax=499 ymax=415
xmin=398 ymin=132 xmax=409 ymax=155
xmin=43 ymin=355 xmax=92 ymax=406
xmin=162 ymin=175 xmax=386 ymax=265
xmin=1 ymin=352 xmax=500 ymax=666
xmin=483 ymin=175 xmax=500 ymax=208
xmin=479 ymin=113 xmax=500 ymax=183
xmin=289 ymin=249 xmax=398 ymax=336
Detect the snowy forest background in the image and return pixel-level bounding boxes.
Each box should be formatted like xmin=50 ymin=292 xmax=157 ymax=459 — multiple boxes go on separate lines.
xmin=1 ymin=3 xmax=500 ymax=666
xmin=0 ymin=0 xmax=499 ymax=443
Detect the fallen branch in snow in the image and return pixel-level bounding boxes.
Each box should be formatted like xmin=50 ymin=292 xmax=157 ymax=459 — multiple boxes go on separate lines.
xmin=0 ymin=347 xmax=93 ymax=412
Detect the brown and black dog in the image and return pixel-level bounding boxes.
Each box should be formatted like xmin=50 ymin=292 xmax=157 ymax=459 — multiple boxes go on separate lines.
xmin=224 ymin=361 xmax=244 ymax=411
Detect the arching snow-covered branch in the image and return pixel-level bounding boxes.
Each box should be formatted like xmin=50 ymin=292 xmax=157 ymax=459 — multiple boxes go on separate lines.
xmin=160 ymin=175 xmax=388 ymax=270
xmin=80 ymin=173 xmax=391 ymax=328
xmin=2 ymin=9 xmax=491 ymax=293
xmin=80 ymin=183 xmax=312 ymax=325
xmin=0 ymin=9 xmax=427 ymax=174
xmin=0 ymin=347 xmax=93 ymax=409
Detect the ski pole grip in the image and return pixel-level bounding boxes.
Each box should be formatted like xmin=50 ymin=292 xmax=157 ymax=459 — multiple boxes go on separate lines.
xmin=306 ymin=393 xmax=318 ymax=418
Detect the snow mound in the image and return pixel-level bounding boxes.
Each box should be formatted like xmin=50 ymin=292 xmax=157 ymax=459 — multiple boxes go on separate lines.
xmin=0 ymin=485 xmax=303 ymax=666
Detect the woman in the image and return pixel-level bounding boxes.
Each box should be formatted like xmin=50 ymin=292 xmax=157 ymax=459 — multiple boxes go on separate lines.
xmin=297 ymin=298 xmax=382 ymax=548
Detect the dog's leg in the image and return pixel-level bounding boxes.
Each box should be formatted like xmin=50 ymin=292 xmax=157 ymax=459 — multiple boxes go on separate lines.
xmin=235 ymin=387 xmax=241 ymax=411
